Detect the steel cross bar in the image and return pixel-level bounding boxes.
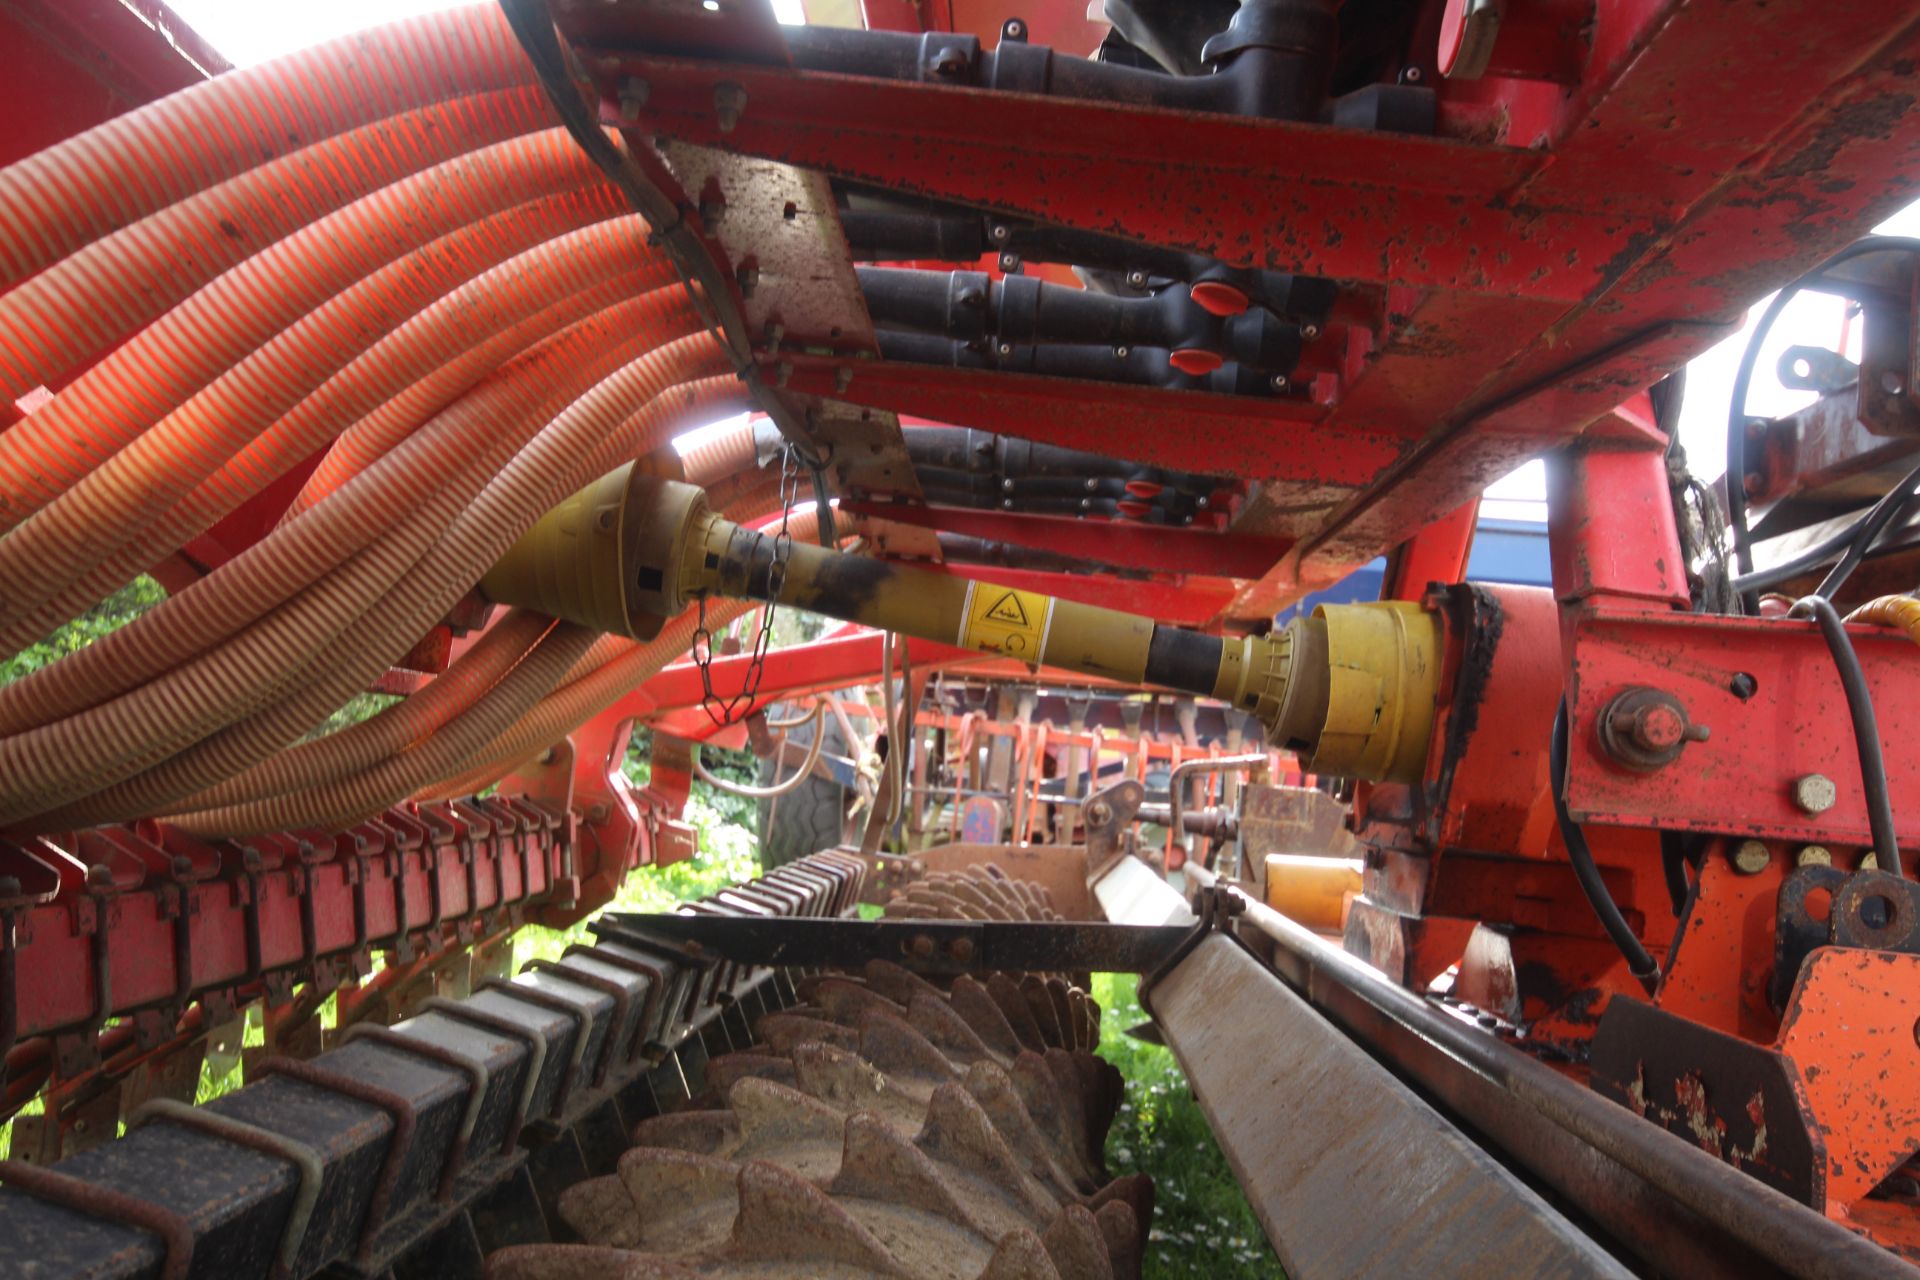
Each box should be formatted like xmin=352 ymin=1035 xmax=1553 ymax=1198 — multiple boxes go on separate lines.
xmin=844 ymin=500 xmax=1291 ymax=578
xmin=594 ymin=913 xmax=1194 ymax=976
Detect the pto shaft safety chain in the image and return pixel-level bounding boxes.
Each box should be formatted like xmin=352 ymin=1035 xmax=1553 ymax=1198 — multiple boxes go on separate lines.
xmin=693 ymin=443 xmax=801 ymax=727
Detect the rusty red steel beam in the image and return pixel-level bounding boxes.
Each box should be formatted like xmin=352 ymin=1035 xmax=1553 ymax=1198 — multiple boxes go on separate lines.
xmin=843 ymin=498 xmax=1289 ymax=578
xmin=772 ymin=353 xmax=1403 ymax=486
xmin=612 ymin=54 xmax=1626 ymax=300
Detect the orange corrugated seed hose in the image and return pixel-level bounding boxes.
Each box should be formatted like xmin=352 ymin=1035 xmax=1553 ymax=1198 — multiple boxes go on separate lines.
xmin=0 ymin=87 xmax=556 ymax=402
xmin=34 ymin=340 xmax=735 ymax=830
xmin=0 ymin=287 xmax=692 ymax=737
xmin=0 ymin=306 xmax=714 ymax=826
xmin=0 ymin=3 xmax=533 ymax=288
xmin=0 ymin=128 xmax=607 ymax=533
xmin=0 ymin=183 xmax=635 ymax=629
xmin=1843 ymin=594 xmax=1920 ymax=647
xmin=679 ymin=417 xmax=762 ymax=486
xmin=0 ymin=255 xmax=673 ymax=661
xmin=177 ymin=610 xmax=559 ymax=811
xmin=168 ymin=621 xmax=601 ymax=835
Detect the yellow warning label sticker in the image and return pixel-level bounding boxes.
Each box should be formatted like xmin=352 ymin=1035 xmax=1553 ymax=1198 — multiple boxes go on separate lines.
xmin=957 ymin=581 xmax=1054 ymax=659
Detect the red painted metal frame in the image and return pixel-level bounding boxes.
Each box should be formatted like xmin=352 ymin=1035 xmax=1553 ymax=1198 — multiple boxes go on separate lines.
xmin=0 ymin=798 xmax=572 ymax=1050
xmin=0 ymin=0 xmax=227 ymax=167
xmin=843 ymin=500 xmax=1287 ymax=578
xmin=565 ymin=0 xmax=1920 ymax=623
xmin=1565 ymin=608 xmax=1920 ymax=850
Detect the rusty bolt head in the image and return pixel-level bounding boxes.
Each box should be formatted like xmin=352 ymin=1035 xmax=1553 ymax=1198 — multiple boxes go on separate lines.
xmin=1732 ymin=840 xmax=1771 ymax=875
xmin=907 ymin=934 xmax=935 ymax=960
xmin=617 ymin=76 xmax=649 ymax=122
xmin=1598 ymin=686 xmax=1702 ymax=771
xmin=948 ymin=936 xmax=976 ymax=963
xmin=1792 ymin=773 xmax=1837 ymax=815
xmin=713 ymin=82 xmax=747 ymax=132
xmin=1087 ymin=800 xmax=1113 ymax=826
xmin=1796 ymin=845 xmax=1833 ymax=867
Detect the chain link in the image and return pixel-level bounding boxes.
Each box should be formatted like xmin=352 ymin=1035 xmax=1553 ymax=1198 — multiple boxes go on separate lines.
xmin=693 ymin=444 xmax=802 ymax=727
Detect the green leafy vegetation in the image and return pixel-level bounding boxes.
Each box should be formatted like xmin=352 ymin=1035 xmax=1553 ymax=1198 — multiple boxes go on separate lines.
xmin=1097 ymin=972 xmax=1282 ymax=1278
xmin=0 ymin=575 xmax=165 ymax=686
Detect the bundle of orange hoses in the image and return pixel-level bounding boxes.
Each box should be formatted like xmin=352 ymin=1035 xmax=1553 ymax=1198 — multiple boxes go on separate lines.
xmin=0 ymin=5 xmax=772 ymax=835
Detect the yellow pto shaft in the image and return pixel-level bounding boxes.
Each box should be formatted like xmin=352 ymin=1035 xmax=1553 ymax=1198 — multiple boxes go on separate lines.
xmin=484 ymin=463 xmax=1441 ymax=782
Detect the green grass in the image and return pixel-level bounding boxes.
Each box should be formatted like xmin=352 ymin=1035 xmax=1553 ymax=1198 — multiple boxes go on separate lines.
xmin=1096 ymin=972 xmax=1282 ymax=1278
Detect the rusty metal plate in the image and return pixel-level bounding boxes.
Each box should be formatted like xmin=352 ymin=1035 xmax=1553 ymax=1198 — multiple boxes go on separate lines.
xmin=1152 ymin=935 xmax=1634 ymax=1279
xmin=655 ymin=140 xmax=873 ymax=349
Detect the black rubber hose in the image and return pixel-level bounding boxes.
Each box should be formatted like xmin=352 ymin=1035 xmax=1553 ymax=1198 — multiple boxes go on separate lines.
xmin=1730 ymin=457 xmax=1920 ymax=594
xmin=1725 ymin=236 xmax=1920 ymax=608
xmin=1550 ymin=700 xmax=1662 ymax=995
xmin=1788 ymin=596 xmax=1903 ymax=879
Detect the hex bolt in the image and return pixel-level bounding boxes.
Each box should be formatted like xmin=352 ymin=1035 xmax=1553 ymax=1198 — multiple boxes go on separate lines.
xmin=1796 ymin=845 xmax=1833 ymax=867
xmin=1125 ymin=269 xmax=1148 ymax=289
xmin=989 ymin=223 xmax=1011 ymax=244
xmin=998 ymin=252 xmax=1020 ymax=273
xmin=713 ymin=82 xmax=747 ymax=133
xmin=1732 ymin=840 xmax=1771 ymax=875
xmin=1792 ymin=773 xmax=1837 ymax=814
xmin=1003 ymin=19 xmax=1025 ymax=40
xmin=618 ymin=76 xmax=649 ymax=123
xmin=1086 ymin=800 xmax=1113 ymax=826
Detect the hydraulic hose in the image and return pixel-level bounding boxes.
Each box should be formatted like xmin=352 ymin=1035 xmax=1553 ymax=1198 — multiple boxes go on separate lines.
xmin=0 ymin=3 xmax=534 ymax=288
xmin=0 ymin=87 xmax=557 ymax=402
xmin=2 ymin=315 xmax=721 ymax=829
xmin=0 ymin=128 xmax=609 ymax=533
xmin=41 ymin=349 xmax=736 ymax=830
xmin=165 ymin=621 xmax=600 ymax=835
xmin=0 ymin=283 xmax=685 ymax=737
